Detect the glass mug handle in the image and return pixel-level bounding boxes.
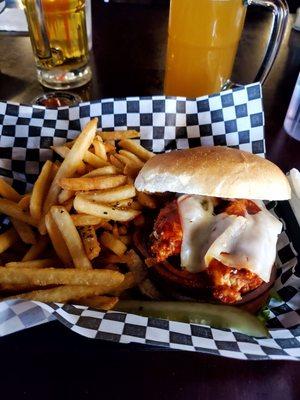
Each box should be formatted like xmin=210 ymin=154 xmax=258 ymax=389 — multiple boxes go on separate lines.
xmin=0 ymin=0 xmax=6 ymax=14
xmin=224 ymin=0 xmax=289 ymax=89
xmin=251 ymin=0 xmax=289 ymax=84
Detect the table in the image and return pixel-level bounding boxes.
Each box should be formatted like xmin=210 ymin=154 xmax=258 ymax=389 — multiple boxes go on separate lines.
xmin=0 ymin=2 xmax=300 ymax=399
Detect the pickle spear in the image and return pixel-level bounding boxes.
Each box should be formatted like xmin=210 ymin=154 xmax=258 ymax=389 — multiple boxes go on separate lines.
xmin=116 ymin=300 xmax=269 ymax=338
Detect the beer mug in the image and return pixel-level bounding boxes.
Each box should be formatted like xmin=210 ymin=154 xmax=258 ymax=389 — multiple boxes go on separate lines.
xmin=22 ymin=0 xmax=92 ymax=89
xmin=164 ymin=0 xmax=289 ymax=97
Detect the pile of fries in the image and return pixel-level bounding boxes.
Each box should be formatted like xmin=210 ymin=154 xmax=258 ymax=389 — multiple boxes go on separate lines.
xmin=0 ymin=119 xmax=159 ymax=310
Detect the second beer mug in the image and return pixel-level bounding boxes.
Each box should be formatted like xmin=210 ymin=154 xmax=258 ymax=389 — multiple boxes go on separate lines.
xmin=164 ymin=0 xmax=289 ymax=98
xmin=22 ymin=0 xmax=92 ymax=89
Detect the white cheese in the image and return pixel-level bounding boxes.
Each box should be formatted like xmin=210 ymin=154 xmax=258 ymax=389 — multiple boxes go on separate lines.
xmin=177 ymin=195 xmax=214 ymax=272
xmin=177 ymin=196 xmax=282 ymax=282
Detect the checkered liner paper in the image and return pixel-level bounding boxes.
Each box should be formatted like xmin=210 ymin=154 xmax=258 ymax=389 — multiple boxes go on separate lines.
xmin=0 ymin=82 xmax=300 ymax=361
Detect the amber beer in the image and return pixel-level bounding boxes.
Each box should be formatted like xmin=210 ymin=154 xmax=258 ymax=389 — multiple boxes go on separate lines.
xmin=164 ymin=0 xmax=247 ymax=97
xmin=22 ymin=0 xmax=91 ymax=89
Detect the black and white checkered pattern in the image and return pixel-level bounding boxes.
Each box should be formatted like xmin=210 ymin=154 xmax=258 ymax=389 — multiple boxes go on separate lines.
xmin=1 ymin=82 xmax=299 ymax=360
xmin=0 ymin=83 xmax=264 ymax=194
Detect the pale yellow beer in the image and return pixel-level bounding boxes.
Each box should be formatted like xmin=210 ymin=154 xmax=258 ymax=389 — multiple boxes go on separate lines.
xmin=22 ymin=0 xmax=91 ymax=89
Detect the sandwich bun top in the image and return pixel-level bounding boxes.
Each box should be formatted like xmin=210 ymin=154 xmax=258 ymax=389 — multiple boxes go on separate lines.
xmin=134 ymin=146 xmax=291 ymax=200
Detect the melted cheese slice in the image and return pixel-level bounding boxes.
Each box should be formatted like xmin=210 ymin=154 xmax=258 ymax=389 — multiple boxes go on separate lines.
xmin=177 ymin=195 xmax=282 ymax=282
xmin=177 ymin=195 xmax=214 ymax=272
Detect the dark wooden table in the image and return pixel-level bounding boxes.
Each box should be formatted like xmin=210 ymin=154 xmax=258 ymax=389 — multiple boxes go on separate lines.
xmin=0 ymin=2 xmax=300 ymax=399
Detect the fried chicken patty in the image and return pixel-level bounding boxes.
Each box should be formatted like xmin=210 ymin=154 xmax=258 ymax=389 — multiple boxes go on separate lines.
xmin=150 ymin=198 xmax=263 ymax=303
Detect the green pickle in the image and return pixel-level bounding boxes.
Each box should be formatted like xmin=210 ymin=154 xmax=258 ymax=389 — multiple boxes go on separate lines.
xmin=116 ymin=300 xmax=269 ymax=338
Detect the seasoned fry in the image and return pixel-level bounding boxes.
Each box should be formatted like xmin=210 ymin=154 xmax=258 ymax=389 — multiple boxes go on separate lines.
xmin=114 ymin=153 xmax=139 ymax=170
xmin=11 ymin=218 xmax=36 ymax=245
xmin=125 ymin=249 xmax=147 ymax=283
xmin=0 ymin=198 xmax=37 ymax=227
xmin=83 ymin=150 xmax=109 ymax=168
xmin=18 ymin=194 xmax=31 ymax=210
xmin=76 ymin=295 xmax=119 ymax=310
xmin=0 ymin=124 xmax=155 ymax=304
xmin=41 ymin=118 xmax=98 ymax=232
xmin=6 ymin=259 xmax=57 ymax=269
xmin=98 ymin=253 xmax=128 ymax=264
xmin=100 ymin=231 xmax=127 ymax=256
xmin=93 ymin=137 xmax=107 ymax=161
xmin=0 ymin=178 xmax=21 ymax=202
xmin=22 ymin=236 xmax=49 ymax=261
xmin=98 ymin=130 xmax=140 ymax=141
xmin=59 ymin=175 xmax=126 ymax=191
xmin=0 ymin=267 xmax=124 ymax=287
xmin=79 ymin=226 xmax=101 ymax=260
xmin=45 ymin=212 xmax=72 ymax=265
xmin=30 ymin=160 xmax=54 ymax=222
xmin=11 ymin=196 xmax=37 ymax=245
xmin=50 ymin=206 xmax=92 ymax=269
xmin=61 ymin=198 xmax=73 ymax=212
xmin=114 ymin=199 xmax=141 ymax=210
xmin=110 ymin=272 xmax=136 ymax=295
xmin=109 ymin=154 xmax=124 ymax=170
xmin=74 ymin=196 xmax=141 ymax=221
xmin=58 ymin=189 xmax=74 ymax=204
xmin=7 ymin=286 xmax=121 ymax=303
xmin=137 ymin=192 xmax=157 ymax=209
xmin=119 ymin=150 xmax=144 ymax=168
xmin=71 ymin=214 xmax=104 ymax=227
xmin=119 ymin=139 xmax=154 ymax=161
xmin=0 ymin=228 xmax=18 ymax=254
xmin=65 ymin=139 xmax=76 ymax=148
xmin=77 ymin=184 xmax=136 ymax=203
xmin=104 ymin=142 xmax=116 ymax=153
xmin=51 ymin=145 xmax=86 ymax=174
xmin=83 ymin=165 xmax=119 ymax=177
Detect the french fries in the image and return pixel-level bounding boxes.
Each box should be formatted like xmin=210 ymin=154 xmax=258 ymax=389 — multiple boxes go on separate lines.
xmin=8 ymin=286 xmax=120 ymax=303
xmin=119 ymin=150 xmax=144 ymax=168
xmin=0 ymin=228 xmax=18 ymax=254
xmin=100 ymin=232 xmax=127 ymax=256
xmin=119 ymin=139 xmax=154 ymax=161
xmin=22 ymin=236 xmax=49 ymax=261
xmin=0 ymin=198 xmax=37 ymax=227
xmin=0 ymin=267 xmax=124 ymax=287
xmin=83 ymin=165 xmax=119 ymax=177
xmin=45 ymin=212 xmax=72 ymax=265
xmin=30 ymin=160 xmax=54 ymax=222
xmin=11 ymin=197 xmax=37 ymax=245
xmin=79 ymin=226 xmax=101 ymax=260
xmin=58 ymin=189 xmax=74 ymax=204
xmin=59 ymin=175 xmax=126 ymax=191
xmin=77 ymin=184 xmax=136 ymax=203
xmin=98 ymin=130 xmax=140 ymax=141
xmin=93 ymin=136 xmax=107 ymax=161
xmin=83 ymin=150 xmax=110 ymax=168
xmin=51 ymin=145 xmax=86 ymax=175
xmin=110 ymin=272 xmax=136 ymax=296
xmin=0 ymin=123 xmax=156 ymax=311
xmin=41 ymin=118 xmax=98 ymax=231
xmin=5 ymin=259 xmax=56 ymax=269
xmin=50 ymin=206 xmax=92 ymax=269
xmin=76 ymin=295 xmax=119 ymax=310
xmin=74 ymin=196 xmax=141 ymax=221
xmin=71 ymin=214 xmax=104 ymax=227
xmin=0 ymin=178 xmax=21 ymax=202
